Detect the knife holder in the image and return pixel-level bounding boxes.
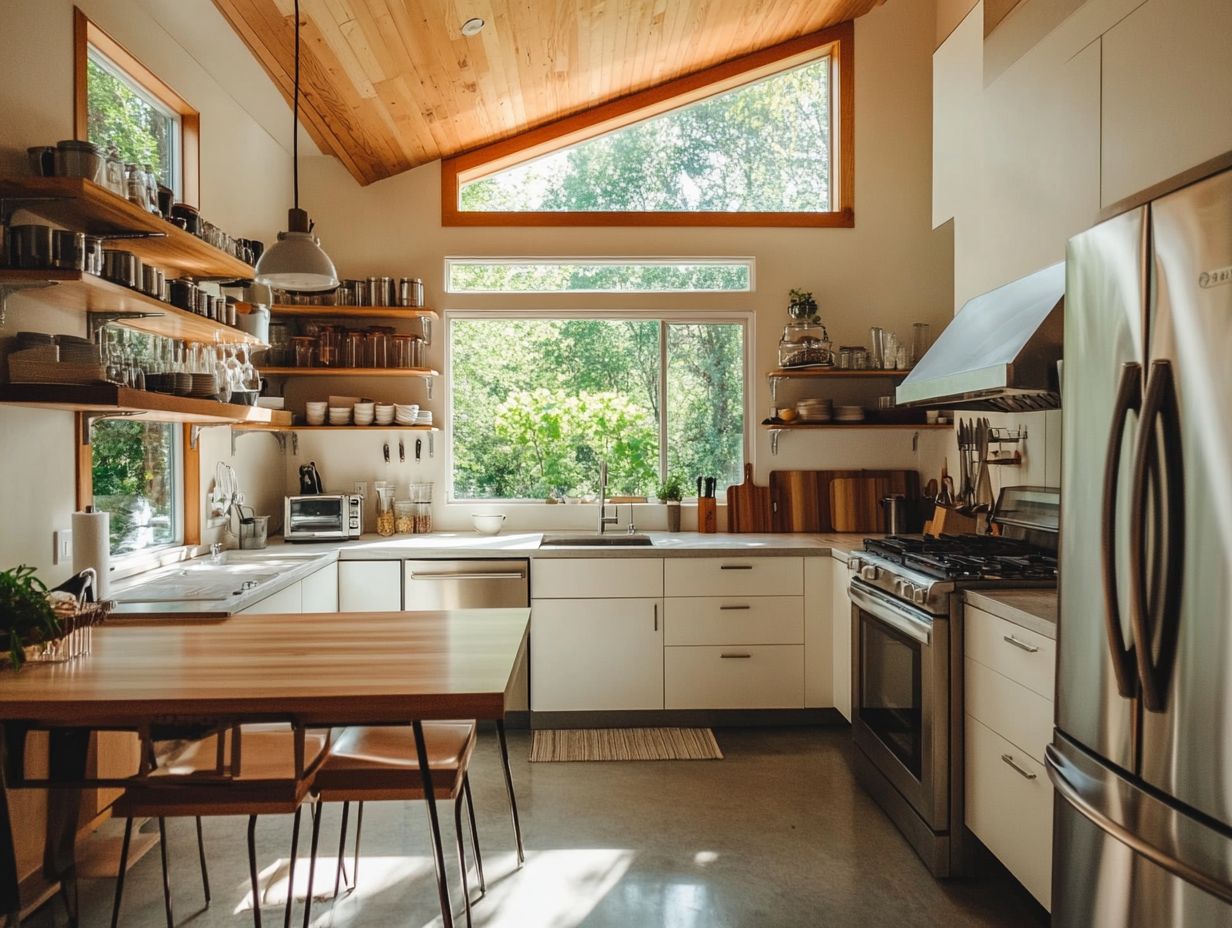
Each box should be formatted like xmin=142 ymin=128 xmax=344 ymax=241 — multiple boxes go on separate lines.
xmin=697 ymin=497 xmax=718 ymax=534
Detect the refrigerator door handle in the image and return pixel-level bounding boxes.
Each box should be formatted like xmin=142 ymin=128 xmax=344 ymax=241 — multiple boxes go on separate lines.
xmin=1128 ymin=359 xmax=1186 ymax=713
xmin=1100 ymin=360 xmax=1142 ymax=697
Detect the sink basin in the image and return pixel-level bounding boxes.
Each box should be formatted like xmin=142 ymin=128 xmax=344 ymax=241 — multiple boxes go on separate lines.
xmin=540 ymin=533 xmax=656 ymax=547
xmin=115 ymin=569 xmax=280 ymax=603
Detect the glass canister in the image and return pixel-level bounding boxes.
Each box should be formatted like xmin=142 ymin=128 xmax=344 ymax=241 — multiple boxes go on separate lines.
xmin=375 ymin=484 xmax=396 ymax=536
xmin=394 ymin=500 xmax=414 ymax=534
xmin=317 ymin=324 xmax=341 ymax=368
xmin=366 ymin=325 xmax=394 ymax=368
xmin=777 ymin=322 xmax=832 ymax=369
xmin=411 ymin=502 xmax=432 ymax=534
xmin=392 ymin=334 xmax=417 ymax=369
xmin=343 ymin=330 xmax=365 ymax=368
xmin=291 ymin=336 xmax=316 ymax=368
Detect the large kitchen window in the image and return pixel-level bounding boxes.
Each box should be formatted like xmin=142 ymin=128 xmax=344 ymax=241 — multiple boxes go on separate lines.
xmin=442 ymin=24 xmax=853 ymax=227
xmin=450 ymin=317 xmax=747 ymax=501
xmin=75 ymin=9 xmax=200 ymax=205
xmin=91 ymin=419 xmax=183 ymax=557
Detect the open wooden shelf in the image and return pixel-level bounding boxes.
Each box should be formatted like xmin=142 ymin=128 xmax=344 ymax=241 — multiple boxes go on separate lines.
xmin=768 ymin=368 xmax=911 ymax=379
xmin=234 ymin=423 xmax=438 ymax=432
xmin=0 ymin=176 xmax=254 ymax=279
xmin=761 ymin=421 xmax=949 ymax=430
xmin=0 ymin=383 xmax=293 ymax=426
xmin=0 ymin=269 xmax=260 ymax=344
xmin=257 ymin=367 xmax=439 ymax=378
xmin=260 ymin=304 xmax=438 ymax=321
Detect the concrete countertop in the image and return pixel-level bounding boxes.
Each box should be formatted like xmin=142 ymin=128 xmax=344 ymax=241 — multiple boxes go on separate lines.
xmin=111 ymin=531 xmax=873 ymax=619
xmin=964 ymin=589 xmax=1058 ymax=640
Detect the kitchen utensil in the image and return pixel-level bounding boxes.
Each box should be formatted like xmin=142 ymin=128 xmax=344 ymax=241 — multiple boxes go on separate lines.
xmin=696 ymin=476 xmax=703 ymax=499
xmin=726 ymin=463 xmax=773 ymax=533
xmin=415 ymin=438 xmax=422 ymax=462
xmin=975 ymin=417 xmax=995 ymax=510
xmin=882 ymin=494 xmax=908 ymax=534
xmin=238 ymin=514 xmax=269 ymax=550
xmin=50 ymin=230 xmax=86 ymax=270
xmin=704 ymin=476 xmax=716 ymax=498
xmin=383 ymin=442 xmax=390 ymax=464
xmin=399 ymin=438 xmax=406 ymax=462
xmin=829 ymin=477 xmax=892 ymax=532
xmin=924 ymin=478 xmax=939 ymax=499
xmin=938 ymin=475 xmax=955 ymax=507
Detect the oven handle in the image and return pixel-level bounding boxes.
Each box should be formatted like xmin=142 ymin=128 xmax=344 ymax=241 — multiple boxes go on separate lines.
xmin=848 ymin=582 xmax=932 ymax=645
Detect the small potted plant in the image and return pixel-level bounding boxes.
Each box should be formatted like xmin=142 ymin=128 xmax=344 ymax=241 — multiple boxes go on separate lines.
xmin=0 ymin=565 xmax=60 ymax=669
xmin=657 ymin=476 xmax=684 ymax=532
xmin=788 ymin=288 xmax=819 ymax=322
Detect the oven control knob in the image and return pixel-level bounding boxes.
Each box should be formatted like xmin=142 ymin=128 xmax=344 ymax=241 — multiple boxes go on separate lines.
xmin=849 ymin=556 xmax=863 ymax=573
xmin=912 ymin=587 xmax=928 ymax=606
xmin=860 ymin=564 xmax=880 ymax=581
xmin=894 ymin=578 xmax=907 ymax=596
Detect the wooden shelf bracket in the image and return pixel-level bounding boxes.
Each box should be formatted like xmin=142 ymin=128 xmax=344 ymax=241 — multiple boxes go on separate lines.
xmin=87 ymin=310 xmax=165 ymax=342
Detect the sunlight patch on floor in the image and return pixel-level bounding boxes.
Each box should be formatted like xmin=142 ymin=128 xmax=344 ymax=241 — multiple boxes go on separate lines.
xmin=234 ymin=855 xmax=435 ymax=913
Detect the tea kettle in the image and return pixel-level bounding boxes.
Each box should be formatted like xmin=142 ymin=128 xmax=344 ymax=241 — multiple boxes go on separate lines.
xmin=298 ymin=461 xmax=324 ymax=495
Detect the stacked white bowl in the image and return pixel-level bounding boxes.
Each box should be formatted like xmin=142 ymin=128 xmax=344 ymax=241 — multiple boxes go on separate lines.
xmin=353 ymin=401 xmax=375 ymax=426
xmin=305 ymin=401 xmax=327 ymax=426
xmin=395 ymin=403 xmax=420 ymax=425
xmin=375 ymin=403 xmax=395 ymax=426
xmin=328 ymin=406 xmax=351 ymax=425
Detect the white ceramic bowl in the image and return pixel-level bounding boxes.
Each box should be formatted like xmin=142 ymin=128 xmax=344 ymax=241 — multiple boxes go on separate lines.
xmin=472 ymin=513 xmax=506 ymax=536
xmin=306 ymin=401 xmax=327 ymax=413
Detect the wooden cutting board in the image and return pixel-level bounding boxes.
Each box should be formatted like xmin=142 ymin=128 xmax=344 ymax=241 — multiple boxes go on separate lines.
xmin=726 ymin=463 xmax=773 ymax=533
xmin=770 ymin=469 xmax=921 ymax=533
xmin=829 ymin=477 xmax=892 ymax=533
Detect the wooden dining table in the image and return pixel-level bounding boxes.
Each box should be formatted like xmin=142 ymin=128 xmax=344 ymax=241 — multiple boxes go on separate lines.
xmin=0 ymin=608 xmax=531 ymax=928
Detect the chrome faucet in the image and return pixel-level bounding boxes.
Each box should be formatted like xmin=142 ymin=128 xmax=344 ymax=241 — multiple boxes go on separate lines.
xmin=597 ymin=461 xmax=618 ymax=535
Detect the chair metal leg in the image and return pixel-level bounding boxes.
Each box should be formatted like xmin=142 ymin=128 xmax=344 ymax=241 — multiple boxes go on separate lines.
xmin=247 ymin=816 xmax=263 ymax=928
xmin=453 ymin=793 xmax=473 ymax=928
xmin=283 ymin=807 xmax=302 ymax=928
xmin=109 ymin=817 xmax=134 ymax=928
xmin=352 ymin=802 xmax=364 ymax=891
xmin=195 ymin=816 xmax=211 ymax=906
xmin=462 ymin=774 xmax=485 ymax=895
xmin=302 ymin=803 xmax=322 ymax=928
xmin=156 ymin=817 xmax=174 ymax=928
xmin=332 ymin=802 xmax=350 ymax=899
xmin=414 ymin=720 xmax=454 ymax=928
xmin=495 ymin=720 xmax=525 ymax=867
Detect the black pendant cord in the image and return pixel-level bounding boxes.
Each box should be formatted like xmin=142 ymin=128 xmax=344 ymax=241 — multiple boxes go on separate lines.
xmin=293 ymin=0 xmax=300 ymax=212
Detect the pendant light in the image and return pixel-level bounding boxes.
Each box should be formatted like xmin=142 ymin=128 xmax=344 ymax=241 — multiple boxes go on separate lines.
xmin=254 ymin=0 xmax=339 ymax=293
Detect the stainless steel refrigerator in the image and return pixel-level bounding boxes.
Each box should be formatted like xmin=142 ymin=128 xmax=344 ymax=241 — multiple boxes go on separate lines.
xmin=1052 ymin=159 xmax=1232 ymax=925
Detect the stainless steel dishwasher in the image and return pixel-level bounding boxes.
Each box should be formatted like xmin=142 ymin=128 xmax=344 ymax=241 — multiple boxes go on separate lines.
xmin=404 ymin=560 xmax=531 ymax=713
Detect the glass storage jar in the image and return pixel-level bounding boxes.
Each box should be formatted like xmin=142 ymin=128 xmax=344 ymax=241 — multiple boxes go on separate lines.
xmin=375 ymin=485 xmax=396 ymax=536
xmin=777 ymin=322 xmax=832 ymax=369
xmin=394 ymin=500 xmax=415 ymax=534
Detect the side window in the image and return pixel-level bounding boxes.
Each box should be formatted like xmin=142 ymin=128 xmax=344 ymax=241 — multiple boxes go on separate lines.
xmin=91 ymin=420 xmax=182 ymax=556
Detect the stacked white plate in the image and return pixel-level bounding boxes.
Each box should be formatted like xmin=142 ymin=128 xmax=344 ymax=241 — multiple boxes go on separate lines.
xmin=375 ymin=404 xmax=395 ymax=426
xmin=834 ymin=405 xmax=866 ymax=422
xmin=395 ymin=403 xmax=420 ymax=425
xmin=328 ymin=406 xmax=351 ymax=425
xmin=415 ymin=410 xmax=433 ymax=427
xmin=306 ymin=401 xmax=327 ymax=426
xmin=796 ymin=398 xmax=833 ymax=423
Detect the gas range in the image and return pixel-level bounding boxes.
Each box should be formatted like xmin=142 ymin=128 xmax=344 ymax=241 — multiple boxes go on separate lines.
xmin=849 ymin=533 xmax=1058 ymax=615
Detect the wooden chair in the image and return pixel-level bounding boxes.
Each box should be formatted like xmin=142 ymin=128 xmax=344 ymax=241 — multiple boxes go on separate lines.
xmin=110 ymin=723 xmax=331 ymax=928
xmin=306 ymin=721 xmax=485 ymax=927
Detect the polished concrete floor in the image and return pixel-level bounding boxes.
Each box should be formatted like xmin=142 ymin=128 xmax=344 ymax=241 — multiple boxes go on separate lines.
xmin=37 ymin=727 xmax=1048 ymax=928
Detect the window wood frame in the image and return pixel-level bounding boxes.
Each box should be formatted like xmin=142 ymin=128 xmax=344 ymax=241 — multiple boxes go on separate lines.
xmin=73 ymin=7 xmax=201 ymax=208
xmin=441 ymin=21 xmax=854 ymax=229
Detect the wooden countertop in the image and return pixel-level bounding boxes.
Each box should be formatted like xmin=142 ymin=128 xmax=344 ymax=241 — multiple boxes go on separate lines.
xmin=0 ymin=610 xmax=530 ymax=726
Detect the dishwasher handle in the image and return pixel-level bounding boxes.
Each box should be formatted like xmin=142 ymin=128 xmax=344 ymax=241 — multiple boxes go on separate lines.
xmin=408 ymin=571 xmax=527 ymax=581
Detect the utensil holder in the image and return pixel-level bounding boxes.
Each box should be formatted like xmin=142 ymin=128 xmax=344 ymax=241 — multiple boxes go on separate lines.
xmin=697 ymin=497 xmax=718 ymax=534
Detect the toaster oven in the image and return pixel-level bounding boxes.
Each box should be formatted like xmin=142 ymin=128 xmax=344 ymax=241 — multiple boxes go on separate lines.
xmin=284 ymin=495 xmax=362 ymax=542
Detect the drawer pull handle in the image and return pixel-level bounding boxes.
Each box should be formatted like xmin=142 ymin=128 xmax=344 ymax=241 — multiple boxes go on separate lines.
xmin=720 ymin=565 xmax=753 ymax=571
xmin=720 ymin=604 xmax=751 ymax=611
xmin=1000 ymin=753 xmax=1037 ymax=780
xmin=1003 ymin=634 xmax=1040 ymax=653
xmin=721 ymin=653 xmax=752 ymax=659
xmin=653 ymin=603 xmax=658 ymax=632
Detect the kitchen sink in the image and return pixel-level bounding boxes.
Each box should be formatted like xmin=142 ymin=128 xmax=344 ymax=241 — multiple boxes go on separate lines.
xmin=540 ymin=533 xmax=656 ymax=547
xmin=114 ymin=568 xmax=281 ymax=603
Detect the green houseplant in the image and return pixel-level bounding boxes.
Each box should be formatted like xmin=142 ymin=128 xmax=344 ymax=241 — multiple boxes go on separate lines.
xmin=0 ymin=565 xmax=61 ymax=669
xmin=788 ymin=288 xmax=820 ymax=323
xmin=657 ymin=476 xmax=684 ymax=532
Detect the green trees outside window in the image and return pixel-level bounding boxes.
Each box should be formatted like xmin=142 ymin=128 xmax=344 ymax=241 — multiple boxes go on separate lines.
xmin=452 ymin=318 xmax=745 ymax=500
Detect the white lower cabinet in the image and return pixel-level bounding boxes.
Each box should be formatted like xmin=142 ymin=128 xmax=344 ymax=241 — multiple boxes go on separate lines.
xmin=239 ymin=581 xmax=302 ymax=615
xmin=965 ymin=715 xmax=1053 ymax=909
xmin=665 ymin=645 xmax=804 ymax=709
xmin=338 ymin=560 xmax=402 ymax=611
xmin=300 ymin=563 xmax=338 ymax=613
xmin=531 ymin=598 xmax=664 ymax=711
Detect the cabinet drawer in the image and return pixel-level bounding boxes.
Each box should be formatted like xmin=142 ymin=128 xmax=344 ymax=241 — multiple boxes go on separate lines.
xmin=664 ymin=645 xmax=804 ymax=709
xmin=965 ymin=715 xmax=1053 ymax=909
xmin=965 ymin=606 xmax=1055 ymax=699
xmin=532 ymin=558 xmax=662 ymax=599
xmin=664 ymin=597 xmax=803 ymax=646
xmin=965 ymin=657 xmax=1052 ymax=764
xmin=664 ymin=557 xmax=803 ymax=598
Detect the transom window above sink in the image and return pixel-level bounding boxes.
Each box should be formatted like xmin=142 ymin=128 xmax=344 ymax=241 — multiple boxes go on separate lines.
xmin=449 ymin=315 xmax=748 ymax=502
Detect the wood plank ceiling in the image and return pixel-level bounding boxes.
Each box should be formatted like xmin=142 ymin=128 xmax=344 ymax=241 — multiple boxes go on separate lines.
xmin=213 ymin=0 xmax=887 ymax=186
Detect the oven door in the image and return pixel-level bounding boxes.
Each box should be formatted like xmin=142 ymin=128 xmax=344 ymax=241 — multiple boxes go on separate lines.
xmin=850 ymin=580 xmax=950 ymax=830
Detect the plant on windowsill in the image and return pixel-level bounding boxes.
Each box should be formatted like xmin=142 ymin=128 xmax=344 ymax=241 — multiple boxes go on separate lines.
xmin=0 ymin=565 xmax=60 ymax=669
xmin=657 ymin=476 xmax=684 ymax=532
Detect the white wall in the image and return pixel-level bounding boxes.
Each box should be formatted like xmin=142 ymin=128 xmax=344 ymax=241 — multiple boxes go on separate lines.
xmin=289 ymin=0 xmax=953 ymax=531
xmin=0 ymin=0 xmax=291 ymax=579
xmin=933 ymin=0 xmax=1232 ymax=489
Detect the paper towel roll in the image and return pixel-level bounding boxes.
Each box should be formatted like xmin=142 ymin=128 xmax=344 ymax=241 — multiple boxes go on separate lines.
xmin=72 ymin=509 xmax=110 ymax=599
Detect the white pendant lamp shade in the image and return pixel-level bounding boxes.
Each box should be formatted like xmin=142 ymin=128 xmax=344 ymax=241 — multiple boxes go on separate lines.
xmin=254 ymin=208 xmax=339 ymax=292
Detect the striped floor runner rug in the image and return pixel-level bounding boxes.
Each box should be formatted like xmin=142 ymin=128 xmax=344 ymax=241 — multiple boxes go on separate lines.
xmin=530 ymin=727 xmax=723 ymax=762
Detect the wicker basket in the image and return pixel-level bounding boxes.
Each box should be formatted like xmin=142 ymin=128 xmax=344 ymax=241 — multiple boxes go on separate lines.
xmin=24 ymin=597 xmax=113 ymax=664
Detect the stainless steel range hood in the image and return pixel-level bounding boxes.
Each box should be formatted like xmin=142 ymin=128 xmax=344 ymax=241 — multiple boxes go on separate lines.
xmin=896 ymin=262 xmax=1064 ymax=412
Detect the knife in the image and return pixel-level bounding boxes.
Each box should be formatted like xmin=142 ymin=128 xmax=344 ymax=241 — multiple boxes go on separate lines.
xmin=399 ymin=438 xmax=405 ymax=463
xmin=383 ymin=441 xmax=390 ymax=464
xmin=697 ymin=476 xmax=703 ymax=499
xmin=704 ymin=476 xmax=716 ymax=498
xmin=415 ymin=438 xmax=422 ymax=462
